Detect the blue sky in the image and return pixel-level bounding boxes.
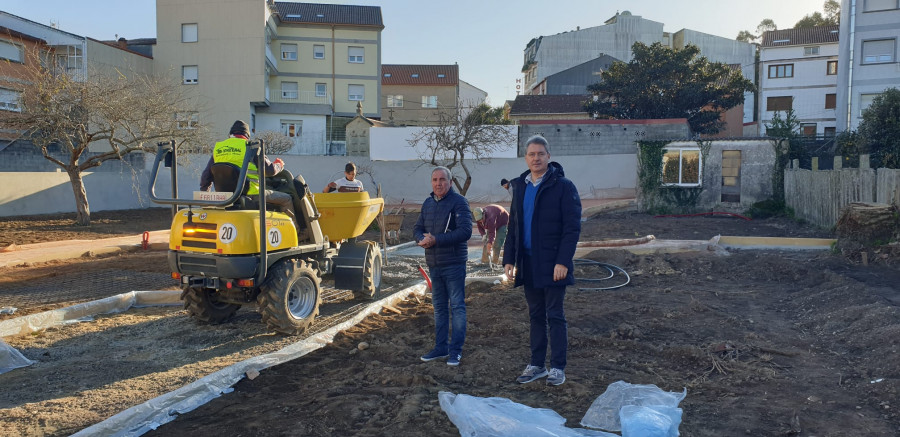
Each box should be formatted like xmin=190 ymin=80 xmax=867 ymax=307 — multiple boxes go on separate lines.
xmin=5 ymin=0 xmax=825 ymax=105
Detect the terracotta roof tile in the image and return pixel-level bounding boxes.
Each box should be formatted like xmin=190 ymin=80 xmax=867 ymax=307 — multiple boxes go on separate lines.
xmin=762 ymin=25 xmax=839 ymax=47
xmin=275 ymin=2 xmax=383 ymax=27
xmin=381 ymin=64 xmax=458 ymax=86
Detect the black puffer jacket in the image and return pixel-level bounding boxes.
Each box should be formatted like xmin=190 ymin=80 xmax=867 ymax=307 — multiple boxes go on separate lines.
xmin=502 ymin=162 xmax=582 ymax=288
xmin=413 ymin=188 xmax=472 ymax=268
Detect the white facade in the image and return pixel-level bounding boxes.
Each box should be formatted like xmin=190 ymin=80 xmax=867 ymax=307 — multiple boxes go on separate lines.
xmin=836 ymin=0 xmax=900 ymax=132
xmin=759 ymin=31 xmax=840 ymax=136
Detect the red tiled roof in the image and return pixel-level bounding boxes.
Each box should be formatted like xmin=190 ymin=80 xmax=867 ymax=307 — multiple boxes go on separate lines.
xmin=509 ymin=94 xmax=591 ymax=115
xmin=762 ymin=25 xmax=839 ymax=47
xmin=275 ymin=2 xmax=383 ymax=27
xmin=381 ymin=64 xmax=459 ymax=86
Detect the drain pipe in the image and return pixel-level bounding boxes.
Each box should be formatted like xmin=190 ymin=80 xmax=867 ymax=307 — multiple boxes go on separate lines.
xmin=845 ymin=0 xmax=857 ymax=130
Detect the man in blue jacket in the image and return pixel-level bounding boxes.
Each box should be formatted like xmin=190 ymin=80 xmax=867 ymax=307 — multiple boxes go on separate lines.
xmin=414 ymin=166 xmax=472 ymax=367
xmin=503 ymin=135 xmax=582 ymax=386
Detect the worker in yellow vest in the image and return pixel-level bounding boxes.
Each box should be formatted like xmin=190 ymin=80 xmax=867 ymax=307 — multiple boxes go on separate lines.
xmin=199 ymin=120 xmax=296 ymax=222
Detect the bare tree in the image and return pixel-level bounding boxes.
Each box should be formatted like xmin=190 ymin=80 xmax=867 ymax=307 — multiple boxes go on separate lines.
xmin=2 ymin=54 xmax=211 ymax=225
xmin=406 ymin=102 xmax=515 ymax=195
xmin=253 ymin=130 xmax=295 ymax=155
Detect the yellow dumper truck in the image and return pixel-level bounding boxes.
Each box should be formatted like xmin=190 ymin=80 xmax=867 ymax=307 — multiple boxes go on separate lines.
xmin=148 ymin=140 xmax=383 ymax=335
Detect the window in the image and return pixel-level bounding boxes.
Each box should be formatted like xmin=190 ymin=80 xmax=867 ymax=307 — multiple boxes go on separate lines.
xmin=348 ymin=46 xmax=364 ymax=63
xmin=313 ymin=44 xmax=325 ymax=59
xmin=175 ymin=112 xmax=199 ymax=129
xmin=825 ymin=93 xmax=836 ymax=109
xmin=315 ymin=83 xmax=327 ymax=97
xmin=182 ymin=65 xmax=198 ymax=84
xmin=387 ymin=95 xmax=403 ymax=107
xmin=56 ymin=53 xmax=82 ymax=72
xmin=662 ymin=148 xmax=701 ymax=186
xmin=804 ymin=46 xmax=820 ymax=56
xmin=281 ymin=44 xmax=297 ymax=61
xmin=827 ymin=60 xmax=838 ymax=75
xmin=865 ymin=0 xmax=899 ymax=11
xmin=281 ymin=120 xmax=302 ymax=138
xmin=422 ymin=95 xmax=438 ymax=108
xmin=862 ymin=39 xmax=895 ymax=64
xmin=801 ymin=124 xmax=817 ymax=137
xmin=0 ymin=88 xmax=22 ymax=112
xmin=383 ymin=73 xmax=392 ymax=77
xmin=860 ymin=93 xmax=880 ymax=116
xmin=181 ymin=24 xmax=198 ymax=43
xmin=0 ymin=40 xmax=24 ymax=63
xmin=411 ymin=73 xmax=419 ymax=78
xmin=437 ymin=74 xmax=445 ymax=78
xmin=767 ymin=96 xmax=793 ymax=112
xmin=768 ymin=64 xmax=794 ymax=78
xmin=824 ymin=127 xmax=836 ymax=137
xmin=281 ymin=81 xmax=298 ymax=99
xmin=348 ymin=84 xmax=365 ymax=101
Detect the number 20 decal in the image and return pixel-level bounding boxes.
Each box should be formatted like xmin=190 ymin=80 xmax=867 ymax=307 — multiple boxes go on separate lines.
xmin=219 ymin=223 xmax=237 ymax=243
xmin=268 ymin=228 xmax=282 ymax=248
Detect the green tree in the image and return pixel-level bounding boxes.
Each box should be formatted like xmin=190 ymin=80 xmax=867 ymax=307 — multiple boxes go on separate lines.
xmin=736 ymin=30 xmax=757 ymax=43
xmin=407 ymin=102 xmax=515 ymax=195
xmin=584 ymin=42 xmax=755 ymax=135
xmin=756 ymin=19 xmax=777 ymax=35
xmin=2 ymin=55 xmax=211 ymax=225
xmin=765 ymin=109 xmax=801 ymax=203
xmin=858 ymin=88 xmax=900 ymax=169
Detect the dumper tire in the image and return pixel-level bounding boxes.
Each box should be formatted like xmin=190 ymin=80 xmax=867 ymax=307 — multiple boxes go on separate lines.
xmin=353 ymin=244 xmax=382 ymax=300
xmin=258 ymin=258 xmax=321 ymax=335
xmin=182 ymin=286 xmax=241 ymax=323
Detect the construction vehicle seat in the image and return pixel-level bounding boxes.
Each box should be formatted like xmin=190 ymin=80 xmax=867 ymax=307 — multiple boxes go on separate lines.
xmin=210 ymin=162 xmax=246 ymax=194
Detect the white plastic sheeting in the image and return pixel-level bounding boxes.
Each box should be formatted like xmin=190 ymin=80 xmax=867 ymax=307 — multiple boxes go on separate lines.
xmin=0 ymin=338 xmax=34 ymax=374
xmin=0 ymin=290 xmax=181 ymax=338
xmin=580 ymin=381 xmax=686 ymax=433
xmin=439 ymin=392 xmax=619 ymax=437
xmin=71 ymin=282 xmax=429 ymax=437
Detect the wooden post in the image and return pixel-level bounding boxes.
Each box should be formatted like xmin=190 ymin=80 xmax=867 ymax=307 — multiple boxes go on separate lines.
xmin=792 ymin=159 xmax=800 ymax=169
xmin=860 ymin=154 xmax=870 ymax=170
xmin=834 ymin=156 xmax=842 ymax=170
xmin=812 ymin=157 xmax=819 ymax=171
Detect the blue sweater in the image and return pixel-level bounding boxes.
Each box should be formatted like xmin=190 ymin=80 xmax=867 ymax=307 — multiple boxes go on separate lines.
xmin=413 ymin=188 xmax=472 ymax=268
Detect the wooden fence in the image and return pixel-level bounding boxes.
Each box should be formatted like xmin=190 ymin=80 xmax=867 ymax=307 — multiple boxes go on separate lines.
xmin=785 ymin=155 xmax=900 ymax=228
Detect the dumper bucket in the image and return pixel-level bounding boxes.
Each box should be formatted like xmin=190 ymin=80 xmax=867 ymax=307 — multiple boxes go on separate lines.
xmin=313 ymin=192 xmax=384 ymax=241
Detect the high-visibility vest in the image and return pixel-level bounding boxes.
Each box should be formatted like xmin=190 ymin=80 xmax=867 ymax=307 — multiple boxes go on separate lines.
xmin=212 ymin=137 xmax=260 ymax=195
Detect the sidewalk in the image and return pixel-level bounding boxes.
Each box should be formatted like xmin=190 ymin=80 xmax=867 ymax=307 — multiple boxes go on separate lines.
xmin=0 ymin=230 xmax=170 ymax=268
xmin=0 ymin=198 xmax=636 ymax=268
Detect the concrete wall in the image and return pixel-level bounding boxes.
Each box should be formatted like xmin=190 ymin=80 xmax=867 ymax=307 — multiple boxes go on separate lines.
xmin=0 ymin=152 xmax=635 ymax=216
xmin=369 ymin=126 xmax=518 ymax=160
xmin=518 ymin=119 xmax=690 ymax=156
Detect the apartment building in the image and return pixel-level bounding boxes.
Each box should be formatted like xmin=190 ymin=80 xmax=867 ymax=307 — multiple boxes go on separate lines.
xmin=154 ymin=0 xmax=383 ymax=154
xmin=759 ymin=26 xmax=840 ymax=137
xmin=0 ymin=11 xmax=153 ymax=148
xmin=381 ymin=64 xmax=487 ymax=126
xmin=836 ymin=0 xmax=900 ymax=132
xmin=522 ymin=11 xmax=756 ymax=122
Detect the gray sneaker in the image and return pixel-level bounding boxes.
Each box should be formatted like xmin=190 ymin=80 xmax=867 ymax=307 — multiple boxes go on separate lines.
xmin=546 ymin=368 xmax=566 ymax=386
xmin=516 ymin=365 xmax=548 ymax=384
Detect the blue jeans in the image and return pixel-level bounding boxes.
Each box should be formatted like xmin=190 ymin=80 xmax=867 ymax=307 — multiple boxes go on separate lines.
xmin=523 ymin=255 xmax=568 ymax=370
xmin=429 ymin=263 xmax=467 ymax=356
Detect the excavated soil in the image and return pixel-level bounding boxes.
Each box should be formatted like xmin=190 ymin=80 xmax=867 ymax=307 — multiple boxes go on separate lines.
xmin=1 ymin=208 xmax=899 ymax=436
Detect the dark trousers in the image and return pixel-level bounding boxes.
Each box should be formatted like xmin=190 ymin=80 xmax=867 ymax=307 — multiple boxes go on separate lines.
xmin=523 ymin=254 xmax=568 ymax=370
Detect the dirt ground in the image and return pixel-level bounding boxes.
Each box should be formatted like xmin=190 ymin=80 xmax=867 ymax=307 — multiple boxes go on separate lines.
xmin=2 ymin=207 xmax=899 ymax=436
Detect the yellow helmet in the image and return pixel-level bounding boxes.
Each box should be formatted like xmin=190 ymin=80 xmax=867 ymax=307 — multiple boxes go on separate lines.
xmin=472 ymin=207 xmax=484 ymax=221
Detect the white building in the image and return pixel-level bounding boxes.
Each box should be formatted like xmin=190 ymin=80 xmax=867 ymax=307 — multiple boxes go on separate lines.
xmin=758 ymin=26 xmax=840 ymax=137
xmin=835 ymin=0 xmax=900 ymax=132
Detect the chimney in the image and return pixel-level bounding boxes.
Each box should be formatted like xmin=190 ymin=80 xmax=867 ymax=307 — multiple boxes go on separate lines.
xmin=117 ymin=37 xmax=127 ymax=49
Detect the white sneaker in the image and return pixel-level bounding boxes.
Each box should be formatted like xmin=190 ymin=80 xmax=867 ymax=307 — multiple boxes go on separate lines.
xmin=546 ymin=368 xmax=566 ymax=386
